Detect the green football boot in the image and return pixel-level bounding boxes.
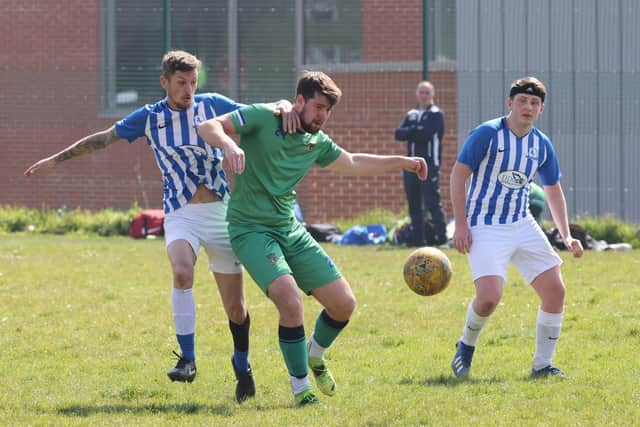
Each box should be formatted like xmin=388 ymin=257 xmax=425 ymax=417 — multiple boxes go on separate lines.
xmin=294 ymin=388 xmax=321 ymax=406
xmin=308 ymin=356 xmax=336 ymax=396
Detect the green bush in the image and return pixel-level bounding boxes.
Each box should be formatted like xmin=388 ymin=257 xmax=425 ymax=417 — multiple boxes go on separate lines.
xmin=0 ymin=205 xmax=139 ymax=236
xmin=573 ymin=215 xmax=640 ymax=248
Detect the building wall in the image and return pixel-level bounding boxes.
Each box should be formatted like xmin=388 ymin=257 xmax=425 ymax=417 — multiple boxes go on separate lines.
xmin=2 ymin=0 xmax=457 ymax=224
xmin=456 ymin=0 xmax=640 ymax=223
xmin=1 ymin=0 xmax=162 ymax=211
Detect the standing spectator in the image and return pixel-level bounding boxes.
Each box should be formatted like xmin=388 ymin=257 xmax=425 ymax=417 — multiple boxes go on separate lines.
xmin=395 ymin=81 xmax=447 ymax=246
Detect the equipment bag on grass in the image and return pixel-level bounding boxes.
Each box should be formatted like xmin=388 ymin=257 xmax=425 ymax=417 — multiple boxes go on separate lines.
xmin=129 ymin=209 xmax=165 ymax=238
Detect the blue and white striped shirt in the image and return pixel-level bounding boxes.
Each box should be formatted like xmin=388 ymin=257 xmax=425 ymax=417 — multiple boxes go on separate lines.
xmin=115 ymin=93 xmax=243 ymax=213
xmin=458 ymin=117 xmax=561 ymax=227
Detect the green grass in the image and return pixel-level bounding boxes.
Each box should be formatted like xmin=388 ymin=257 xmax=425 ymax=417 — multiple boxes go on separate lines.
xmin=1 ymin=235 xmax=638 ymax=426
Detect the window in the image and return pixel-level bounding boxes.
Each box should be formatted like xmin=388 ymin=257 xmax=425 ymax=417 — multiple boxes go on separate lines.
xmin=304 ymin=0 xmax=362 ymax=65
xmin=237 ymin=0 xmax=296 ymax=103
xmin=101 ymin=0 xmax=165 ymax=115
xmin=429 ymin=0 xmax=456 ymax=62
xmin=99 ymin=0 xmax=453 ymax=116
xmin=100 ymin=0 xmax=228 ymax=116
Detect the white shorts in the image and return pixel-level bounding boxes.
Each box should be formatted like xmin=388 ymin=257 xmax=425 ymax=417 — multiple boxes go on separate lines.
xmin=467 ymin=215 xmax=562 ymax=284
xmin=164 ymin=201 xmax=242 ymax=274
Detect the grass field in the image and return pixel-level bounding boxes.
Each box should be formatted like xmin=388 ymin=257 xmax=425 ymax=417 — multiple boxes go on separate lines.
xmin=1 ymin=235 xmax=638 ymax=426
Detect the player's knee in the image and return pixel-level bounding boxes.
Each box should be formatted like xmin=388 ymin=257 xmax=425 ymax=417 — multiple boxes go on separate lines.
xmin=172 ymin=264 xmax=194 ymax=289
xmin=475 ymin=298 xmax=499 ymax=316
xmin=226 ymin=301 xmax=247 ymax=324
xmin=343 ymin=293 xmax=357 ymax=318
xmin=278 ymin=294 xmax=304 ymax=318
xmin=328 ymin=293 xmax=356 ymax=321
xmin=551 ymin=282 xmax=566 ymax=303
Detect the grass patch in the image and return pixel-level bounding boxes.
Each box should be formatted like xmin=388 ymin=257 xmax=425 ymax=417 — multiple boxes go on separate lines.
xmin=1 ymin=235 xmax=638 ymax=425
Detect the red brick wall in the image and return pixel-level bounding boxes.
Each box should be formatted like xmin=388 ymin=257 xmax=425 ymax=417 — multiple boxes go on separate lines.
xmin=2 ymin=0 xmax=456 ymax=224
xmin=2 ymin=0 xmax=163 ymax=211
xmin=362 ymin=0 xmax=423 ymax=61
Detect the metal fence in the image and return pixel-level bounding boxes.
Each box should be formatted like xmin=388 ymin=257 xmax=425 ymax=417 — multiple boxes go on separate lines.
xmin=456 ymin=0 xmax=640 ymax=223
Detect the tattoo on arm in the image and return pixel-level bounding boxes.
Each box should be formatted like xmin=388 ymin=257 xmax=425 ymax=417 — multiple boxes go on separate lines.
xmin=54 ymin=127 xmax=121 ymax=162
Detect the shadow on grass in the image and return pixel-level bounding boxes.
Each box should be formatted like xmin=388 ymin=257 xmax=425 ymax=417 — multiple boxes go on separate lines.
xmin=57 ymin=403 xmax=234 ymax=417
xmin=56 ymin=400 xmax=295 ymax=417
xmin=400 ymin=374 xmax=505 ymax=388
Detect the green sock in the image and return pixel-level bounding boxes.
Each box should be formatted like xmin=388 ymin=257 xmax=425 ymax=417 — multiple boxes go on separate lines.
xmin=312 ymin=309 xmax=349 ymax=348
xmin=278 ymin=325 xmax=308 ymax=377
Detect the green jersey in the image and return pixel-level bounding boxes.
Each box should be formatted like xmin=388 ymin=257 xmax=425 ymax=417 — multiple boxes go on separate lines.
xmin=227 ymin=103 xmax=342 ymax=226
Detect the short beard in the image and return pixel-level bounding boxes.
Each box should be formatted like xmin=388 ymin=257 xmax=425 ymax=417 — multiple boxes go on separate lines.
xmin=300 ymin=121 xmax=318 ymax=134
xmin=298 ymin=109 xmax=319 ymax=134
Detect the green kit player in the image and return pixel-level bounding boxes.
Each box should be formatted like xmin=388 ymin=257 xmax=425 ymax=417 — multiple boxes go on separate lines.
xmin=198 ymin=71 xmax=427 ymax=406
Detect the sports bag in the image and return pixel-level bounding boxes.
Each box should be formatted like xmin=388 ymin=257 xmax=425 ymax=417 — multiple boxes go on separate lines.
xmin=128 ymin=209 xmax=165 ymax=239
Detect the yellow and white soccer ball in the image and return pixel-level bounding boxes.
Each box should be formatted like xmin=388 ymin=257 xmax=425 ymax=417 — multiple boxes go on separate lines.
xmin=403 ymin=247 xmax=452 ymax=296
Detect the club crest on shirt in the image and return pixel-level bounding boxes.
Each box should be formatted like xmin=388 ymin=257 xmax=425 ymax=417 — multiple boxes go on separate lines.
xmin=497 ymin=170 xmax=528 ymax=189
xmin=526 ymin=146 xmax=539 ymax=159
xmin=266 ymin=252 xmax=280 ymax=265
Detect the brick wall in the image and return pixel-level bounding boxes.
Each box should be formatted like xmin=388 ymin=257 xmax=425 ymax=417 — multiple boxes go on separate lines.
xmin=2 ymin=0 xmax=163 ymax=211
xmin=2 ymin=0 xmax=456 ymax=224
xmin=296 ymin=70 xmax=457 ymax=223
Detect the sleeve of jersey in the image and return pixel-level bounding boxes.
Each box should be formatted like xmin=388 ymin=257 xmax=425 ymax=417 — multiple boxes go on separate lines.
xmin=229 ymin=104 xmax=268 ymax=135
xmin=114 ymin=106 xmax=150 ymax=143
xmin=537 ymin=138 xmax=562 ymax=185
xmin=457 ymin=124 xmax=493 ymax=171
xmin=210 ymin=93 xmax=245 ymax=115
xmin=314 ymin=133 xmax=343 ymax=168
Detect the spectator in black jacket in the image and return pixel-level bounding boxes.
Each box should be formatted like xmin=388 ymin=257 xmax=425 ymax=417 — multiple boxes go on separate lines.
xmin=395 ymin=81 xmax=447 ymax=246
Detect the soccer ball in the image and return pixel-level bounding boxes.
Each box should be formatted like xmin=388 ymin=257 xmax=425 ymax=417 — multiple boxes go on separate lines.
xmin=403 ymin=247 xmax=452 ymax=296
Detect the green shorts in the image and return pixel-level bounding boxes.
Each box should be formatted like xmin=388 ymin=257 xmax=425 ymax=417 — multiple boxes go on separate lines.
xmin=228 ymin=220 xmax=342 ymax=295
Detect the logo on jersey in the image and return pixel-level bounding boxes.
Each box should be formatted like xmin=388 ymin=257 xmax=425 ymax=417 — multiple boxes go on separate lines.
xmin=325 ymin=255 xmax=335 ymax=270
xmin=497 ymin=170 xmax=528 ymax=189
xmin=266 ymin=252 xmax=280 ymax=265
xmin=526 ymin=146 xmax=539 ymax=159
xmin=275 ymin=127 xmax=287 ymax=141
xmin=194 ymin=116 xmax=203 ymax=126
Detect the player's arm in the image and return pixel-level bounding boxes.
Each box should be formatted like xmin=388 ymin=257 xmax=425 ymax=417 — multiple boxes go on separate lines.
xmin=197 ymin=114 xmax=245 ymax=174
xmin=326 ymin=151 xmax=428 ymax=180
xmin=24 ymin=126 xmax=123 ymax=176
xmin=544 ymin=182 xmax=584 ymax=258
xmin=450 ymin=161 xmax=473 ymax=254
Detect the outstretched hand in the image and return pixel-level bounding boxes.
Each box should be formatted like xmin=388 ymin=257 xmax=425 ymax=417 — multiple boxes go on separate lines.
xmin=273 ymin=100 xmax=300 ymax=134
xmin=406 ymin=157 xmax=428 ymax=181
xmin=24 ymin=157 xmax=56 ymax=177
